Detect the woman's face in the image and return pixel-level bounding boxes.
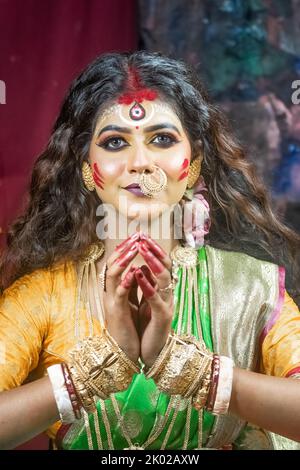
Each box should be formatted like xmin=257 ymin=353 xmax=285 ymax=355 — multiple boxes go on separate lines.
xmin=89 ymin=99 xmax=193 ymax=222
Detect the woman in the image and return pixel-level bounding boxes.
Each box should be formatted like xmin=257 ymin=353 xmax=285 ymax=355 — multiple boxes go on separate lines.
xmin=0 ymin=51 xmax=300 ymax=450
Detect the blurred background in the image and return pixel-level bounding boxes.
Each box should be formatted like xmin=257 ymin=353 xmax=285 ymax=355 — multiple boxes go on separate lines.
xmin=0 ymin=0 xmax=299 ymax=449
xmin=139 ymin=0 xmax=300 ymax=234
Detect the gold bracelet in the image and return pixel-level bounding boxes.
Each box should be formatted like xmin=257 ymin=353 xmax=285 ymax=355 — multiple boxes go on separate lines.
xmin=67 ymin=329 xmax=140 ymax=413
xmin=192 ymin=361 xmax=212 ymax=410
xmin=145 ymin=332 xmax=213 ymax=408
xmin=144 ymin=333 xmax=176 ymax=378
xmin=68 ymin=364 xmax=96 ymax=413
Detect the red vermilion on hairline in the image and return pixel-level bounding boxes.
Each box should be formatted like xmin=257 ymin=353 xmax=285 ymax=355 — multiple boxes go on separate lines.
xmin=118 ymin=66 xmax=158 ymax=105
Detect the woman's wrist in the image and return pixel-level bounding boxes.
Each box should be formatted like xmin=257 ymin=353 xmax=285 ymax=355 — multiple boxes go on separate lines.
xmin=143 ymin=332 xmax=234 ymax=416
xmin=48 ymin=330 xmax=141 ymax=419
xmin=67 ymin=330 xmax=140 ymax=413
xmin=47 ymin=363 xmax=78 ymax=424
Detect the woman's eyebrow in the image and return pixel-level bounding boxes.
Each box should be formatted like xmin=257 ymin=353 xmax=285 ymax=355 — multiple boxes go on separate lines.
xmin=144 ymin=123 xmax=181 ymax=134
xmin=97 ymin=123 xmax=181 ymax=138
xmin=97 ymin=125 xmax=132 ymax=137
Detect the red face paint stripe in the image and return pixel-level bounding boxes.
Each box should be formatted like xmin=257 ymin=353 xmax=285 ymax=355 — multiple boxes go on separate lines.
xmin=93 ymin=169 xmax=103 ymax=181
xmin=181 ymin=158 xmax=189 ymax=170
xmin=93 ymin=174 xmax=104 ymax=185
xmin=94 ymin=163 xmax=104 ymax=179
xmin=93 ymin=174 xmax=104 ymax=189
xmin=93 ymin=170 xmax=104 ymax=182
xmin=178 ymin=171 xmax=189 ymax=181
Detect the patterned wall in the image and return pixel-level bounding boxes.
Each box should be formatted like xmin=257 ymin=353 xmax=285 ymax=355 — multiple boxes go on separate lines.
xmin=139 ymin=0 xmax=300 ymax=233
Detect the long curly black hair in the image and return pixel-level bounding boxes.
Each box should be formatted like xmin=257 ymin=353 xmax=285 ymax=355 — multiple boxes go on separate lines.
xmin=1 ymin=51 xmax=299 ymax=300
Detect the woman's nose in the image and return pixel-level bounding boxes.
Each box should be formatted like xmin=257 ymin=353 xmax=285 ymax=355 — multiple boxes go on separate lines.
xmin=126 ymin=146 xmax=154 ymax=174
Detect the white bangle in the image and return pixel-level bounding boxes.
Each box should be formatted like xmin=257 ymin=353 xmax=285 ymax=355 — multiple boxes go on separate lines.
xmin=212 ymin=356 xmax=234 ymax=415
xmin=47 ymin=364 xmax=76 ymax=424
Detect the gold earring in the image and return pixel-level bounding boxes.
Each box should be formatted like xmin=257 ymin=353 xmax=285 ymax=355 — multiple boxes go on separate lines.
xmin=82 ymin=161 xmax=95 ymax=191
xmin=187 ymin=158 xmax=201 ymax=189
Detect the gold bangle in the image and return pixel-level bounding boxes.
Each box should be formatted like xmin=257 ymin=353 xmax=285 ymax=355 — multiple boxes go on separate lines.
xmin=68 ymin=364 xmax=96 ymax=413
xmin=144 ymin=333 xmax=176 ymax=378
xmin=67 ymin=329 xmax=140 ymax=413
xmin=145 ymin=332 xmax=213 ymax=408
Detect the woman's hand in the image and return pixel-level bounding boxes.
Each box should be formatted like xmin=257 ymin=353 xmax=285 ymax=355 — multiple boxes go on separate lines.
xmin=134 ymin=234 xmax=174 ymax=368
xmin=102 ymin=232 xmax=141 ymax=363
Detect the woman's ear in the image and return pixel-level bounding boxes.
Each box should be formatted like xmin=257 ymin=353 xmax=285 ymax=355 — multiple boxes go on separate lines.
xmin=192 ymin=139 xmax=204 ymax=163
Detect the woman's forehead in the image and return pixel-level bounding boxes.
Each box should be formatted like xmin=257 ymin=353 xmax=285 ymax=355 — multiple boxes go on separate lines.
xmin=96 ymin=99 xmax=182 ymax=131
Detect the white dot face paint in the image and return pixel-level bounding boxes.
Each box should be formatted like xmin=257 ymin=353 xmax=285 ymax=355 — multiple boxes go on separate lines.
xmin=98 ymin=101 xmax=177 ymax=128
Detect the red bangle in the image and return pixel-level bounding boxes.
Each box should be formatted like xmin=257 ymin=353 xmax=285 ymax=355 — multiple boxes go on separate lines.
xmin=61 ymin=363 xmax=82 ymax=419
xmin=206 ymin=354 xmax=220 ymax=412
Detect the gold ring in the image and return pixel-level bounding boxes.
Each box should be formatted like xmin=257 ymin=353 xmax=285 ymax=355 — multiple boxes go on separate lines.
xmin=158 ymin=279 xmax=176 ymax=293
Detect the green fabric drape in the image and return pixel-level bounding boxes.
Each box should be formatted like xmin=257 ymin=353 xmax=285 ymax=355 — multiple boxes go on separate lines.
xmin=61 ymin=246 xmax=215 ymax=450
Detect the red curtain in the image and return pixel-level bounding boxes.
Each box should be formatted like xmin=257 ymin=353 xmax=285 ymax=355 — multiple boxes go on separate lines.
xmin=0 ymin=0 xmax=137 ymax=449
xmin=0 ymin=0 xmax=137 ymax=248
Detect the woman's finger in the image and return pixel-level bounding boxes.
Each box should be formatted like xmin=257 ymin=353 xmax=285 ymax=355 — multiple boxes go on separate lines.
xmin=128 ymin=268 xmax=139 ymax=306
xmin=107 ymin=232 xmax=140 ymax=267
xmin=140 ymin=234 xmax=172 ymax=270
xmin=135 ymin=268 xmax=170 ymax=323
xmin=115 ymin=232 xmax=140 ymax=255
xmin=105 ymin=242 xmax=139 ymax=295
xmin=140 ymin=264 xmax=157 ymax=288
xmin=116 ymin=266 xmax=137 ymax=299
xmin=138 ymin=241 xmax=172 ymax=299
xmin=135 ymin=268 xmax=160 ymax=300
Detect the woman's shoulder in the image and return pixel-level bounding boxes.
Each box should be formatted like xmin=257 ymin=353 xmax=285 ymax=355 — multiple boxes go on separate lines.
xmin=206 ymin=245 xmax=285 ymax=290
xmin=205 ymin=244 xmax=279 ymax=268
xmin=2 ymin=260 xmax=76 ymax=301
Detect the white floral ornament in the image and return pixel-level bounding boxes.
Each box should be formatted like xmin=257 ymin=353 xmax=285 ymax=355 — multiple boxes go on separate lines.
xmin=181 ymin=176 xmax=211 ymax=249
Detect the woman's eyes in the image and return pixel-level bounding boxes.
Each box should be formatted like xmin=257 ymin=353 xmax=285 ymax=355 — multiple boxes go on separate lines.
xmin=98 ymin=137 xmax=128 ymax=151
xmin=97 ymin=133 xmax=178 ymax=151
xmin=151 ymin=134 xmax=178 ymax=146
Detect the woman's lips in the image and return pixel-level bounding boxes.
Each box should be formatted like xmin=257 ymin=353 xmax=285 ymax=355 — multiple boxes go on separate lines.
xmin=123 ymin=187 xmax=146 ymax=197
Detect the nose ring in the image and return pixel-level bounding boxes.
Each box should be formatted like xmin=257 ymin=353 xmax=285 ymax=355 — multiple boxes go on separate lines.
xmin=139 ymin=165 xmax=167 ymax=198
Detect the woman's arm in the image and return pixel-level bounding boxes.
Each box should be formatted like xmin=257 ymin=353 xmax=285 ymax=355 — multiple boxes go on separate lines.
xmin=230 ymin=368 xmax=300 ymax=442
xmin=232 ymin=290 xmax=300 ymax=442
xmin=0 ymin=377 xmax=59 ymax=449
xmin=0 ymin=269 xmax=62 ymax=449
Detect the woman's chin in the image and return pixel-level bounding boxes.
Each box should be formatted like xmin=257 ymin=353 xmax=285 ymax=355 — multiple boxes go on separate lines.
xmin=117 ymin=203 xmax=164 ymax=223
